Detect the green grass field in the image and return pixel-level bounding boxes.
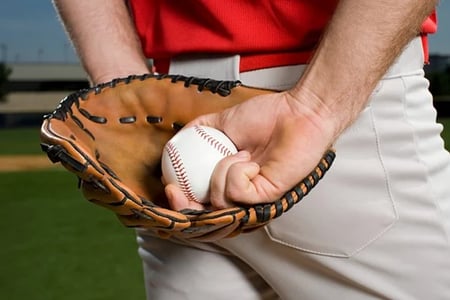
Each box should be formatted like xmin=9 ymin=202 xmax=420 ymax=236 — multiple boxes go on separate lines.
xmin=439 ymin=118 xmax=450 ymax=149
xmin=0 ymin=127 xmax=44 ymax=155
xmin=0 ymin=128 xmax=146 ymax=299
xmin=0 ymin=119 xmax=449 ymax=300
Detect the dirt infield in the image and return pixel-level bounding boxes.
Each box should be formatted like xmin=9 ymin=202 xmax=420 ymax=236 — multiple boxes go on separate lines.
xmin=0 ymin=155 xmax=58 ymax=172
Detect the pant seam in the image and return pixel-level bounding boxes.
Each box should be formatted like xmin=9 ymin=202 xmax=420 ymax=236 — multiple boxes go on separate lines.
xmin=400 ymin=75 xmax=450 ymax=243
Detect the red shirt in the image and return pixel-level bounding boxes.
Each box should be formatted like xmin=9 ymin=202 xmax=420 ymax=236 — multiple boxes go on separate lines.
xmin=129 ymin=0 xmax=437 ymax=72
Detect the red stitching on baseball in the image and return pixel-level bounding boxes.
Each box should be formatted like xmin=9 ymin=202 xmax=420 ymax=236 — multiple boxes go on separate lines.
xmin=194 ymin=126 xmax=235 ymax=156
xmin=165 ymin=141 xmax=199 ymax=203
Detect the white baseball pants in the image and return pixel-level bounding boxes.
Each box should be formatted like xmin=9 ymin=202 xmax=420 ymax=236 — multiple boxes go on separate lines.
xmin=136 ymin=37 xmax=450 ymax=300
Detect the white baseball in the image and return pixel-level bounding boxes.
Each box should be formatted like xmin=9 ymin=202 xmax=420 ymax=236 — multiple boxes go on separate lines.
xmin=161 ymin=125 xmax=238 ymax=204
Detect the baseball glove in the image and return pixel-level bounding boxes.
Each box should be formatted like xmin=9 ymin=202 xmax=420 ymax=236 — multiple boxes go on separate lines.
xmin=40 ymin=73 xmax=336 ymax=242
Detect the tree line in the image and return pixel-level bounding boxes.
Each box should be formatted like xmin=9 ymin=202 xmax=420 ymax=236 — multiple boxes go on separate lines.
xmin=0 ymin=63 xmax=11 ymax=102
xmin=426 ymin=67 xmax=450 ymax=97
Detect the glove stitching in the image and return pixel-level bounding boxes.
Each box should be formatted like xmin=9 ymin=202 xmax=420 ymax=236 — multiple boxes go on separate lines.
xmin=146 ymin=116 xmax=163 ymax=124
xmin=250 ymin=150 xmax=335 ymax=223
xmin=119 ymin=116 xmax=137 ymax=124
xmin=45 ymin=74 xmax=242 ymax=124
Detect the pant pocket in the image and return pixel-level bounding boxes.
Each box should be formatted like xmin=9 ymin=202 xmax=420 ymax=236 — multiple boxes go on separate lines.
xmin=265 ymin=106 xmax=398 ymax=257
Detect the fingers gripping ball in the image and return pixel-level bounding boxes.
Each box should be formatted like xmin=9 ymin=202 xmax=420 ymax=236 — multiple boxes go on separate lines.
xmin=162 ymin=125 xmax=238 ymax=204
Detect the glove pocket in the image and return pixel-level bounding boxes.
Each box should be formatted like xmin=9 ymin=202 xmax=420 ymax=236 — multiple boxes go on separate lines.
xmin=265 ymin=106 xmax=398 ymax=257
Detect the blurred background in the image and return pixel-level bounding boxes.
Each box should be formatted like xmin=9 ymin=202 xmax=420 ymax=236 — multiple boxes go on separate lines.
xmin=0 ymin=1 xmax=449 ymax=299
xmin=1 ymin=1 xmax=143 ymax=299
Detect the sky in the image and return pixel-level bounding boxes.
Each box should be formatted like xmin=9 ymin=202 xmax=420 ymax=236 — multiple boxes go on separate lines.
xmin=0 ymin=0 xmax=449 ymax=64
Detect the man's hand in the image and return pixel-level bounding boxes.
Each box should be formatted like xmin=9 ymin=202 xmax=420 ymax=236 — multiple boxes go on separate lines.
xmin=166 ymin=91 xmax=336 ymax=210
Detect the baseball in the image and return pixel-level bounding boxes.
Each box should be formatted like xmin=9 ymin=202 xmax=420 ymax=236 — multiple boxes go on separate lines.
xmin=161 ymin=125 xmax=238 ymax=204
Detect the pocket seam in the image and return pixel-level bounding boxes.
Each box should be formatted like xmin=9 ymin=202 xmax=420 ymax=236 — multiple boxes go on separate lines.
xmin=264 ymin=104 xmax=399 ymax=257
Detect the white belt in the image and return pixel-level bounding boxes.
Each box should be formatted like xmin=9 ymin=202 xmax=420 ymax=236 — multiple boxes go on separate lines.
xmin=168 ymin=37 xmax=424 ymax=91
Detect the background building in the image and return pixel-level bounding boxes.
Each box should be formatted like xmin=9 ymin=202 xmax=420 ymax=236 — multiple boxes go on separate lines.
xmin=425 ymin=54 xmax=450 ymax=73
xmin=0 ymin=58 xmax=449 ymax=128
xmin=0 ymin=63 xmax=88 ymax=127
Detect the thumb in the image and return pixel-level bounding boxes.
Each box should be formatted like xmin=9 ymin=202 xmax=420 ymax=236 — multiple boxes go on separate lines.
xmin=185 ymin=112 xmax=223 ymax=130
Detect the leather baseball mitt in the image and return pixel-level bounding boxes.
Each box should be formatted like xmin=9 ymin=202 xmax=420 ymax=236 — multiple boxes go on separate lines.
xmin=40 ymin=73 xmax=336 ymax=242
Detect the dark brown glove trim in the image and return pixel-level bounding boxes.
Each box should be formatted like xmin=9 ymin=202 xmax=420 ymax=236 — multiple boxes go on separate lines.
xmin=245 ymin=149 xmax=335 ymax=224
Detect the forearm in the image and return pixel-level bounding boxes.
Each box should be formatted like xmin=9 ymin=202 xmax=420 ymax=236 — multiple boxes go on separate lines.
xmin=293 ymin=0 xmax=437 ymax=139
xmin=53 ymin=0 xmax=149 ymax=84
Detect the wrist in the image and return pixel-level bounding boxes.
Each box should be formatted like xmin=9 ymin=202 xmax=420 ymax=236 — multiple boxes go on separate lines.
xmin=89 ymin=64 xmax=151 ymax=85
xmin=84 ymin=52 xmax=151 ymax=85
xmin=287 ymin=85 xmax=344 ymax=143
